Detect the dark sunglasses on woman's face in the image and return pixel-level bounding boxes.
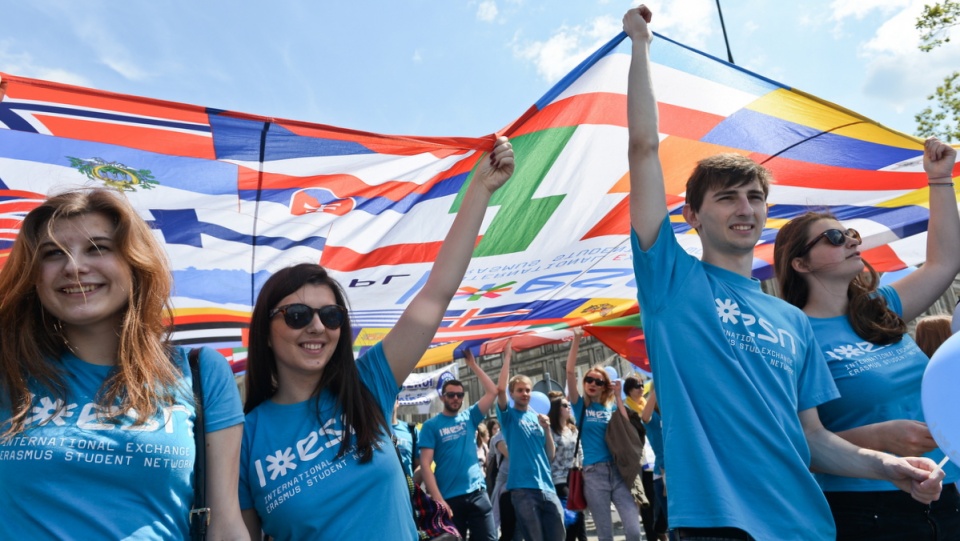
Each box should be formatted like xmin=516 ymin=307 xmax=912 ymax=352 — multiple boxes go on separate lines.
xmin=269 ymin=303 xmax=347 ymax=330
xmin=799 ymin=228 xmax=861 ymax=256
xmin=583 ymin=376 xmax=607 ymax=386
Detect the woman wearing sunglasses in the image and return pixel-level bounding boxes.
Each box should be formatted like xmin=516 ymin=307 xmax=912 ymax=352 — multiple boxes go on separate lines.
xmin=773 ymin=136 xmax=960 ymax=540
xmin=238 ymin=137 xmax=515 ymax=541
xmin=564 ymin=329 xmax=642 ymax=541
xmin=0 ymin=189 xmax=247 ymax=540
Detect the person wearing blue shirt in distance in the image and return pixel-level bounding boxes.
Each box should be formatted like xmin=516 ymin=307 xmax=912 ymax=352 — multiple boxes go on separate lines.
xmin=0 ymin=188 xmax=247 ymax=540
xmin=239 ymin=136 xmax=515 ymax=541
xmin=419 ymin=349 xmax=500 ymax=540
xmin=495 ymin=339 xmax=564 ymax=541
xmin=392 ymin=400 xmax=420 ymax=480
xmin=640 ymin=386 xmax=667 ymax=541
xmin=773 ymin=137 xmax=960 ymax=540
xmin=565 ymin=328 xmax=642 ymax=541
xmin=624 ymin=6 xmax=944 ymax=541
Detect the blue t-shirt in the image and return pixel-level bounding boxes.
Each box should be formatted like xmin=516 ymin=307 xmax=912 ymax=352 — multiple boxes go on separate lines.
xmin=238 ymin=343 xmax=417 ymax=541
xmin=643 ymin=409 xmax=665 ymax=476
xmin=392 ymin=421 xmax=416 ymax=479
xmin=570 ymin=397 xmax=614 ymax=465
xmin=496 ymin=404 xmax=555 ymax=493
xmin=0 ymin=346 xmax=243 ymax=540
xmin=631 ymin=219 xmax=840 ymax=541
xmin=419 ymin=402 xmax=486 ymax=498
xmin=812 ymin=286 xmax=960 ymax=491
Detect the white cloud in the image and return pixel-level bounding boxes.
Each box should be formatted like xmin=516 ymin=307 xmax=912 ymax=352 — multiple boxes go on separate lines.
xmin=413 ymin=49 xmax=423 ymax=63
xmin=646 ymin=0 xmax=718 ymax=49
xmin=829 ymin=0 xmax=911 ymax=22
xmin=477 ymin=1 xmax=499 ymax=23
xmin=0 ymin=41 xmax=90 ymax=87
xmin=74 ymin=18 xmax=152 ymax=81
xmin=836 ymin=0 xmax=960 ymax=118
xmin=512 ymin=15 xmax=621 ymax=82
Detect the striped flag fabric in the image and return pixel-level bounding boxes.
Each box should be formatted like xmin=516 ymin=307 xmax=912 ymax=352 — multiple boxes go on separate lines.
xmin=0 ymin=29 xmax=955 ymax=370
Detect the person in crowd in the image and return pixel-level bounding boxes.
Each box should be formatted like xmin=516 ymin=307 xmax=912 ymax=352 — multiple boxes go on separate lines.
xmin=915 ymin=314 xmax=954 ymax=358
xmin=496 ymin=340 xmax=563 ymax=541
xmin=238 ymin=137 xmax=515 ymax=540
xmin=392 ymin=401 xmax=420 ymax=480
xmin=564 ymin=330 xmax=642 ymax=541
xmin=419 ymin=350 xmax=499 ymax=540
xmin=548 ymin=394 xmax=587 ymax=541
xmin=477 ymin=421 xmax=490 ymax=467
xmin=625 ymin=375 xmax=661 ymax=541
xmin=773 ymin=136 xmax=960 ymax=540
xmin=487 ymin=427 xmax=519 ymax=540
xmin=625 ymin=6 xmax=944 ymax=540
xmin=640 ymin=386 xmax=668 ymax=541
xmin=0 ymin=188 xmax=248 ymax=539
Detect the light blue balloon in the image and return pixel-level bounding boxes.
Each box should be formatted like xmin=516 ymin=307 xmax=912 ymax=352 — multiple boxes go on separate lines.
xmin=921 ymin=332 xmax=960 ymax=465
xmin=529 ymin=391 xmax=551 ymax=415
xmin=603 ymin=366 xmax=619 ymax=382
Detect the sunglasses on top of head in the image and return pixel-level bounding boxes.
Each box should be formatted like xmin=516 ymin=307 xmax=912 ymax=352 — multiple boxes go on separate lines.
xmin=583 ymin=376 xmax=607 ymax=386
xmin=799 ymin=228 xmax=861 ymax=256
xmin=269 ymin=303 xmax=347 ymax=330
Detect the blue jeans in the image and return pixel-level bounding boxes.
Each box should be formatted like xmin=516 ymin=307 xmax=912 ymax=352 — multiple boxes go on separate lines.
xmin=447 ymin=488 xmax=496 ymax=541
xmin=510 ymin=488 xmax=564 ymax=541
xmin=583 ymin=461 xmax=642 ymax=541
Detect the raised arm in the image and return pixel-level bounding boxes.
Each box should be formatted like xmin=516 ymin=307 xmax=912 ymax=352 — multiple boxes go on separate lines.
xmin=624 ymin=5 xmax=668 ymax=250
xmin=800 ymin=408 xmax=944 ymax=504
xmin=641 ymin=386 xmax=657 ymax=423
xmin=892 ymin=137 xmax=959 ymax=321
xmin=466 ymin=349 xmax=499 ymax=413
xmin=382 ymin=137 xmax=515 ymax=385
xmin=497 ymin=340 xmax=513 ymax=411
xmin=540 ymin=414 xmax=556 ymax=461
xmin=565 ymin=328 xmax=582 ymax=405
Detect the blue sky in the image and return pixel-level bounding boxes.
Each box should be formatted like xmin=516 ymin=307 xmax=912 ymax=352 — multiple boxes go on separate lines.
xmin=2 ymin=0 xmax=959 ymax=138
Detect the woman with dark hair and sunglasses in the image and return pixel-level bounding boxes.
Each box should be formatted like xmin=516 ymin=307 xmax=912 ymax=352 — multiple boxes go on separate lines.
xmin=238 ymin=137 xmax=514 ymax=541
xmin=773 ymin=136 xmax=960 ymax=540
xmin=564 ymin=329 xmax=642 ymax=541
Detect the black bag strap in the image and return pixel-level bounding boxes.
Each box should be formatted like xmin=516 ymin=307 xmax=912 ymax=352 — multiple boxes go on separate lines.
xmin=188 ymin=348 xmax=210 ymax=540
xmin=572 ymin=399 xmax=587 ymax=466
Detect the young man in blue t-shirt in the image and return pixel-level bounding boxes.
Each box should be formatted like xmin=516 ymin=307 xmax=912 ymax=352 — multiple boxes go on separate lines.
xmin=623 ymin=6 xmax=944 ymax=541
xmin=494 ymin=341 xmax=563 ymax=541
xmin=420 ymin=351 xmax=499 ymax=540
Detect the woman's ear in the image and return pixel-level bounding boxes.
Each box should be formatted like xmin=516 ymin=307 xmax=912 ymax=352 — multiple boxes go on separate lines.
xmin=791 ymin=256 xmax=811 ymax=274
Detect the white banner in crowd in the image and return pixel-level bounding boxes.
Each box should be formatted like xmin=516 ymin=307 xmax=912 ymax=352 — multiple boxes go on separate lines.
xmin=399 ymin=363 xmax=459 ymax=412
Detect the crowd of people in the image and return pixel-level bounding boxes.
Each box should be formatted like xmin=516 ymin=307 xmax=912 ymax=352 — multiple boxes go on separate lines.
xmin=1 ymin=5 xmax=958 ymax=541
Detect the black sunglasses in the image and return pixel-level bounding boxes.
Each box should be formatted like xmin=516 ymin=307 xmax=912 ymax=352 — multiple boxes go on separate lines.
xmin=269 ymin=304 xmax=347 ymax=330
xmin=443 ymin=392 xmax=465 ymax=399
xmin=799 ymin=228 xmax=861 ymax=256
xmin=583 ymin=376 xmax=607 ymax=386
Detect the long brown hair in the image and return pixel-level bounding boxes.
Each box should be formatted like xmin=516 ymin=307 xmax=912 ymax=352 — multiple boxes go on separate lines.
xmin=915 ymin=315 xmax=952 ymax=358
xmin=773 ymin=212 xmax=905 ymax=344
xmin=244 ymin=263 xmax=388 ymax=463
xmin=0 ymin=188 xmax=178 ymax=439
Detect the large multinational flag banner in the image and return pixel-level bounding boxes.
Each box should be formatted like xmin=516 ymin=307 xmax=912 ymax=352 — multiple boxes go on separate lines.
xmin=1 ymin=32 xmax=954 ymax=371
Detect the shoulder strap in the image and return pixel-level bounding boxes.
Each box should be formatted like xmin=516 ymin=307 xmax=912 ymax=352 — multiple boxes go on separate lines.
xmin=573 ymin=400 xmax=587 ymax=464
xmin=188 ymin=348 xmax=210 ymax=539
xmin=408 ymin=422 xmax=418 ymax=457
